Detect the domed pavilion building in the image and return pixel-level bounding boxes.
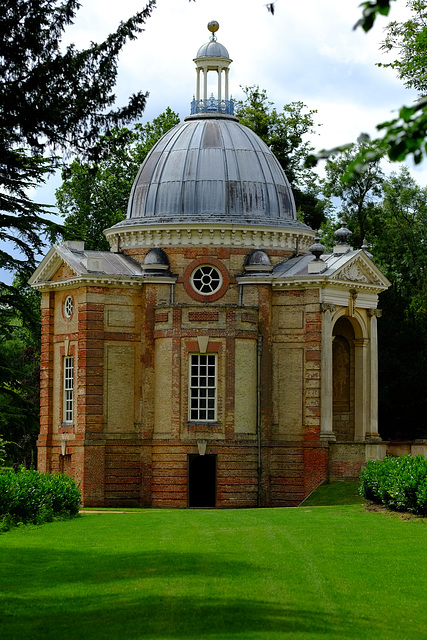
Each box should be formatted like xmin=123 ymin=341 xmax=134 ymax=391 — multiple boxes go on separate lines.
xmin=30 ymin=23 xmax=390 ymax=507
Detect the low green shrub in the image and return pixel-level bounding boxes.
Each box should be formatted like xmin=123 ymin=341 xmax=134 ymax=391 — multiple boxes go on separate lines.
xmin=360 ymin=455 xmax=427 ymax=516
xmin=0 ymin=469 xmax=81 ymax=527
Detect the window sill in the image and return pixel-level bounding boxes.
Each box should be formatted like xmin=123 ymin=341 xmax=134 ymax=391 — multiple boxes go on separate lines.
xmin=59 ymin=423 xmax=74 ymax=434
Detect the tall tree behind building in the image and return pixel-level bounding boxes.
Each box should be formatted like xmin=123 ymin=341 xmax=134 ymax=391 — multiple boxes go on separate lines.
xmin=322 ymin=140 xmax=427 ymax=439
xmin=234 ymin=86 xmax=329 ymax=230
xmin=370 ymin=166 xmax=427 ymax=439
xmin=54 ymin=108 xmax=180 ymax=251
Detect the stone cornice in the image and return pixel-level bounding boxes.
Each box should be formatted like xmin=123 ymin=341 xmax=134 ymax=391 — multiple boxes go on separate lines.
xmin=31 ymin=274 xmax=176 ymax=292
xmin=270 ymin=277 xmax=388 ymax=294
xmin=105 ymin=223 xmax=315 ymax=252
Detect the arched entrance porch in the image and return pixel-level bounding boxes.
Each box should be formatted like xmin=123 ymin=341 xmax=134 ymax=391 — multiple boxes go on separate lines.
xmin=321 ymin=306 xmax=379 ymax=442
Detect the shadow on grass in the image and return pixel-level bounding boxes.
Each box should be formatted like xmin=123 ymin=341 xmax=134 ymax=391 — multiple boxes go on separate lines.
xmin=3 ymin=594 xmax=358 ymax=639
xmin=2 ymin=548 xmax=360 ymax=639
xmin=2 ymin=548 xmax=257 ymax=585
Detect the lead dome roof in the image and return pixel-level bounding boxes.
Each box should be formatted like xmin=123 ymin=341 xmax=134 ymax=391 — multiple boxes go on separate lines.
xmin=110 ymin=22 xmax=310 ymax=235
xmin=120 ymin=116 xmax=305 ymax=228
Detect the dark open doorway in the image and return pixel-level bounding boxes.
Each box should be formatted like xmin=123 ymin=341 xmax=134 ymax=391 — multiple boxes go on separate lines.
xmin=188 ymin=454 xmax=217 ymax=507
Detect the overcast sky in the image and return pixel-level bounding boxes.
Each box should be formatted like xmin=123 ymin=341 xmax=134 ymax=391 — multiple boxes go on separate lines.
xmin=34 ymin=0 xmax=425 ymax=205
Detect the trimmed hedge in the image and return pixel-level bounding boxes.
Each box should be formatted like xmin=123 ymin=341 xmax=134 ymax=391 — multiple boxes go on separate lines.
xmin=0 ymin=470 xmax=81 ymax=528
xmin=360 ymin=455 xmax=427 ymax=516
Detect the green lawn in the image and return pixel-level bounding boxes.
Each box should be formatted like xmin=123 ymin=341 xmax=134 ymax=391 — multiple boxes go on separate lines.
xmin=1 ymin=504 xmax=426 ymax=639
xmin=301 ymin=481 xmax=364 ymax=506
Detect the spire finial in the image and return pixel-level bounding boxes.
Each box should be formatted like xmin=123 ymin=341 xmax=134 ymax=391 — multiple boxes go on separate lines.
xmin=208 ymin=20 xmax=219 ymax=41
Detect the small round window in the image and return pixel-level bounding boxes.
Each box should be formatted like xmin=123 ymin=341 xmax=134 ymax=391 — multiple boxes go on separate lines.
xmin=64 ymin=295 xmax=74 ymax=319
xmin=190 ymin=265 xmax=222 ymax=295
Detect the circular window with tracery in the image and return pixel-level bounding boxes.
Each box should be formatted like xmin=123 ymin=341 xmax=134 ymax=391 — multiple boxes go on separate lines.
xmin=191 ymin=265 xmax=222 ymax=295
xmin=183 ymin=258 xmax=229 ymax=302
xmin=64 ymin=295 xmax=74 ymax=319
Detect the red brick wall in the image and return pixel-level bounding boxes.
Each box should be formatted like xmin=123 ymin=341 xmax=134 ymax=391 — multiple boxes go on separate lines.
xmin=38 ymin=250 xmax=334 ymax=508
xmin=150 ymin=442 xmax=259 ymax=508
xmin=104 ymin=442 xmax=143 ymax=507
xmin=37 ymin=292 xmax=55 ymax=472
xmin=77 ymin=301 xmax=104 ymax=438
xmin=82 ymin=444 xmax=105 ymax=506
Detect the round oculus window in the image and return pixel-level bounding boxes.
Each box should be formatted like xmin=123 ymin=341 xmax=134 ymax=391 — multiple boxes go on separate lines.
xmin=64 ymin=295 xmax=74 ymax=319
xmin=190 ymin=265 xmax=222 ymax=296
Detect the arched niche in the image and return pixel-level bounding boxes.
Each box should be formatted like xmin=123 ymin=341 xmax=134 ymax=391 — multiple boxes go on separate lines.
xmin=330 ymin=313 xmax=368 ymax=442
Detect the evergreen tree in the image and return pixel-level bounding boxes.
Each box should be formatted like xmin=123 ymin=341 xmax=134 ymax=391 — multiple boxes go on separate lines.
xmin=0 ymin=0 xmax=156 ymax=285
xmin=0 ymin=0 xmax=156 ymax=463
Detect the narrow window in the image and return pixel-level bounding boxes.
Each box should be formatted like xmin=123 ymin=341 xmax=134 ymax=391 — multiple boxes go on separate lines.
xmin=63 ymin=356 xmax=74 ymax=423
xmin=64 ymin=295 xmax=74 ymax=319
xmin=189 ymin=354 xmax=217 ymax=422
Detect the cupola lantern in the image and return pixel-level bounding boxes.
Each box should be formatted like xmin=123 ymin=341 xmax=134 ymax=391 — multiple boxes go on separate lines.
xmin=191 ymin=21 xmax=234 ymax=115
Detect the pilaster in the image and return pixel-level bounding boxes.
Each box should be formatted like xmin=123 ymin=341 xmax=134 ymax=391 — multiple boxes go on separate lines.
xmin=320 ymin=303 xmax=336 ymax=441
xmin=354 ymin=337 xmax=369 ymax=441
xmin=366 ymin=309 xmax=382 ymax=440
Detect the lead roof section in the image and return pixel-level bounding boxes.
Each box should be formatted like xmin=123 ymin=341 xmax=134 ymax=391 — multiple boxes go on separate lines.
xmin=195 ymin=40 xmax=230 ymax=58
xmin=117 ymin=118 xmax=309 ymax=230
xmin=53 ymin=246 xmax=144 ymax=276
xmin=28 ymin=244 xmax=144 ymax=288
xmin=270 ymin=250 xmax=391 ymax=290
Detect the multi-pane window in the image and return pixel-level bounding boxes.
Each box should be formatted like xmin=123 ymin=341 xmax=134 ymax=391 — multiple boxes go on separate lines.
xmin=63 ymin=356 xmax=74 ymax=423
xmin=189 ymin=354 xmax=217 ymax=421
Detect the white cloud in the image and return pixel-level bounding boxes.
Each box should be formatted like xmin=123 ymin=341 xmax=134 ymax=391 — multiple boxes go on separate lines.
xmin=45 ymin=0 xmax=427 ymax=201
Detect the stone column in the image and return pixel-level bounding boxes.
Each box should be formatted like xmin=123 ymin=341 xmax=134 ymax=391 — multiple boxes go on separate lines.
xmin=320 ymin=303 xmax=336 ymax=441
xmin=353 ymin=338 xmax=369 ymax=441
xmin=225 ymin=68 xmax=229 ymax=101
xmin=366 ymin=309 xmax=382 ymax=440
xmin=217 ymin=68 xmax=222 ymax=102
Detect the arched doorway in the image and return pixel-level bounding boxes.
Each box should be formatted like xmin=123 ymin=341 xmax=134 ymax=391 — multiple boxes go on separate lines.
xmin=188 ymin=454 xmax=217 ymax=507
xmin=332 ymin=317 xmax=355 ymax=441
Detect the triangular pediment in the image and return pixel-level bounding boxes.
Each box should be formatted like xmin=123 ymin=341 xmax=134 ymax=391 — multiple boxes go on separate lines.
xmin=29 ymin=243 xmax=149 ymax=290
xmin=28 ymin=246 xmax=79 ymax=287
xmin=328 ymin=251 xmax=390 ymax=289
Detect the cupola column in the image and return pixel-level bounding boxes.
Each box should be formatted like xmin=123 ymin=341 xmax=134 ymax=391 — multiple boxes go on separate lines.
xmin=192 ymin=21 xmax=233 ymax=116
xmin=203 ymin=67 xmax=208 ymax=101
xmin=354 ymin=338 xmax=369 ymax=441
xmin=196 ymin=68 xmax=201 ymax=101
xmin=225 ymin=67 xmax=230 ymax=101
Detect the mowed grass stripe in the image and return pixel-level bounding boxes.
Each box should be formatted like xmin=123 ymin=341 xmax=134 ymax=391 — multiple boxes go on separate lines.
xmin=1 ymin=506 xmax=426 ymax=639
